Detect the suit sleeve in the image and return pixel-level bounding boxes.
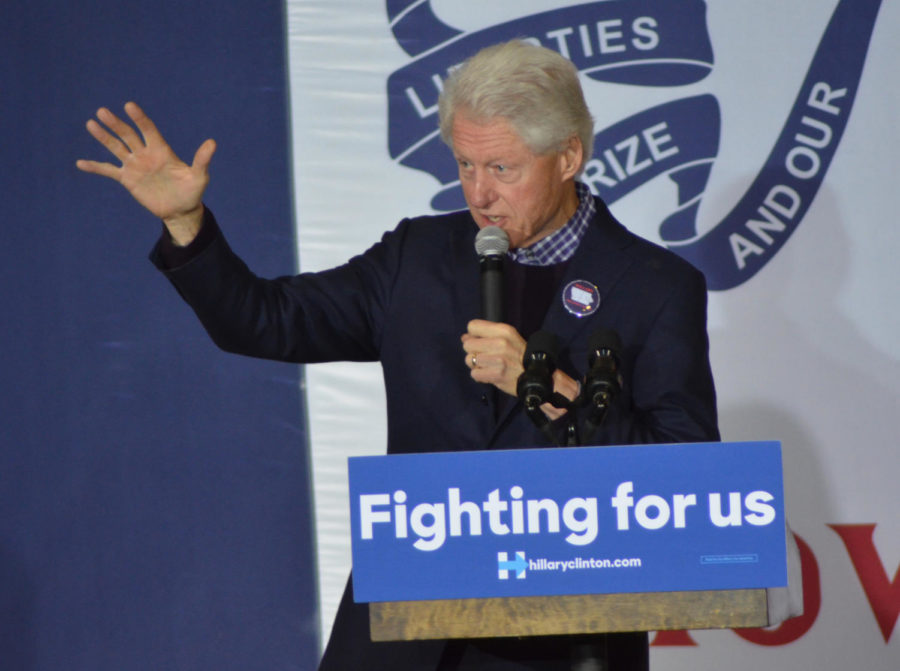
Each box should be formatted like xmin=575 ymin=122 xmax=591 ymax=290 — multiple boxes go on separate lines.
xmin=149 ymin=209 xmax=407 ymax=364
xmin=601 ymin=263 xmax=720 ymax=446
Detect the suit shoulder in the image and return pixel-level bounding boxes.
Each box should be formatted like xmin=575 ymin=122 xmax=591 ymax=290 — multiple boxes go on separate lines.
xmin=389 ymin=209 xmax=476 ymax=249
xmin=592 ymin=198 xmax=706 ymax=286
xmin=401 ymin=209 xmax=475 ymax=233
xmin=628 ymin=230 xmax=705 ymax=282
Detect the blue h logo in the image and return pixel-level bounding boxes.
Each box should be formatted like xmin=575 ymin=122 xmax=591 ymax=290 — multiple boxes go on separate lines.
xmin=497 ymin=551 xmax=527 ymax=580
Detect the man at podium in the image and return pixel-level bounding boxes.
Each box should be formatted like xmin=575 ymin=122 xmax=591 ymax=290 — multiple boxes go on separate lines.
xmin=78 ymin=40 xmax=718 ymax=671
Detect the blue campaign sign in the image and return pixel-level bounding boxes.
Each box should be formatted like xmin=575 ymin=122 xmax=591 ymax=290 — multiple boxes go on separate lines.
xmin=349 ymin=441 xmax=787 ymax=603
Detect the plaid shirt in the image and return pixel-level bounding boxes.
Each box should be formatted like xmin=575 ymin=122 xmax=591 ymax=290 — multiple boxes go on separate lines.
xmin=507 ymin=182 xmax=595 ymax=266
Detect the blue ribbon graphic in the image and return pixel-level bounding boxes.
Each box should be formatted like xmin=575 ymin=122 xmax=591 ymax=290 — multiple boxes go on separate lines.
xmin=665 ymin=0 xmax=883 ymax=289
xmin=387 ymin=0 xmax=713 ymax=210
xmin=385 ymin=0 xmax=883 ymax=290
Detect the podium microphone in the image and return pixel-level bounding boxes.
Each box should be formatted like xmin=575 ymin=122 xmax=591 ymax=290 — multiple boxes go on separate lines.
xmin=518 ymin=330 xmax=559 ymax=411
xmin=474 ymin=226 xmax=509 ymax=322
xmin=581 ymin=328 xmax=622 ymax=444
xmin=517 ymin=331 xmax=562 ymax=446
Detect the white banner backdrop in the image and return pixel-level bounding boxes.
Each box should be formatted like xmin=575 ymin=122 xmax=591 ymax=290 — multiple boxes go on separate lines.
xmin=287 ymin=1 xmax=898 ymax=667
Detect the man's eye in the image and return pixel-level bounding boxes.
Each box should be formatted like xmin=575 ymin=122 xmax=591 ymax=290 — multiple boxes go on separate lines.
xmin=495 ymin=165 xmax=506 ymax=173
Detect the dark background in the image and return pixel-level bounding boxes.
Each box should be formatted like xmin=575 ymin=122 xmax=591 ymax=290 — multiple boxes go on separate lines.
xmin=1 ymin=2 xmax=318 ymax=669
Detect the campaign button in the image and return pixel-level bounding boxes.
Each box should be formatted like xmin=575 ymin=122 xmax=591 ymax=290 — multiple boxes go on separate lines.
xmin=562 ymin=280 xmax=600 ymax=317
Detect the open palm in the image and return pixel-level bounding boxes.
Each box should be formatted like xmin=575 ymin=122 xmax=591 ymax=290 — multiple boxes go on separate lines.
xmin=76 ymin=102 xmax=215 ymax=243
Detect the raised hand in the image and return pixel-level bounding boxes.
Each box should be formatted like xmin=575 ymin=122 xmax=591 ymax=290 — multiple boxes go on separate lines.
xmin=76 ymin=102 xmax=216 ymax=245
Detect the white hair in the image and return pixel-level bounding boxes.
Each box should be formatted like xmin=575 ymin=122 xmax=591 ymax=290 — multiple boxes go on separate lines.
xmin=438 ymin=40 xmax=594 ymax=170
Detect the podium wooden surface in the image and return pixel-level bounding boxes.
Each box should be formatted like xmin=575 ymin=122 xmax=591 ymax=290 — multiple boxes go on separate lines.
xmin=369 ymin=589 xmax=769 ymax=641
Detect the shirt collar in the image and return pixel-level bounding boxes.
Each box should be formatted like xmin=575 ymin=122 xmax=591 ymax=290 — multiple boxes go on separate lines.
xmin=508 ymin=182 xmax=595 ymax=266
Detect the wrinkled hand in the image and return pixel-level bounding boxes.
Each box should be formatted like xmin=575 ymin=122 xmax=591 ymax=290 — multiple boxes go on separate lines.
xmin=461 ymin=320 xmax=579 ymax=420
xmin=461 ymin=320 xmax=527 ymax=397
xmin=76 ymin=102 xmax=216 ymax=245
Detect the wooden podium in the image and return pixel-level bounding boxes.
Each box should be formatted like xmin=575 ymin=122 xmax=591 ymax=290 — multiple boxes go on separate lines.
xmin=369 ymin=588 xmax=769 ymax=641
xmin=350 ymin=441 xmax=789 ymax=642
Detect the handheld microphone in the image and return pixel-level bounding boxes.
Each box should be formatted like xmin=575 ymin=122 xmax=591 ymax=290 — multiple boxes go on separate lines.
xmin=474 ymin=226 xmax=509 ymax=322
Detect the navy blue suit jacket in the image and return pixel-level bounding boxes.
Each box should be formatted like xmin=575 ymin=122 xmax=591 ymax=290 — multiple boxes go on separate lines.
xmin=152 ymin=195 xmax=718 ymax=670
xmin=153 ymin=197 xmax=718 ymax=454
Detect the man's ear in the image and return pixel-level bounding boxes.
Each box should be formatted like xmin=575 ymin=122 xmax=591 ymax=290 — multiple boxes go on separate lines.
xmin=560 ymin=135 xmax=583 ymax=180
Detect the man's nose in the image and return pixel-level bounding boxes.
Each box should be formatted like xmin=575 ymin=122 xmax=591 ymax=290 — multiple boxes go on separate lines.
xmin=468 ymin=172 xmax=496 ymax=208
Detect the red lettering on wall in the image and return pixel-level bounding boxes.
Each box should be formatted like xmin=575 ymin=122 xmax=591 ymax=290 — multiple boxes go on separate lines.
xmin=733 ymin=533 xmax=820 ymax=646
xmin=829 ymin=523 xmax=900 ymax=643
xmin=650 ymin=629 xmax=697 ymax=646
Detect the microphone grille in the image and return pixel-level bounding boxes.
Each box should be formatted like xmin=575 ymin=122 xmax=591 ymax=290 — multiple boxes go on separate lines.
xmin=525 ymin=330 xmax=561 ymax=362
xmin=588 ymin=328 xmax=622 ymax=354
xmin=475 ymin=226 xmax=510 ymax=257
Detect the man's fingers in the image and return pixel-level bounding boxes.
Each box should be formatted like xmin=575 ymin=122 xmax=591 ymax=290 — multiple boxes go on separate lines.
xmin=96 ymin=106 xmax=145 ymax=154
xmin=462 ymin=333 xmax=515 ymax=356
xmin=466 ymin=318 xmax=518 ymax=339
xmin=124 ymin=101 xmax=164 ymax=146
xmin=85 ymin=117 xmax=132 ymax=163
xmin=468 ymin=351 xmax=521 ymax=397
xmin=191 ymin=138 xmax=217 ymax=172
xmin=75 ymin=158 xmax=119 ymax=179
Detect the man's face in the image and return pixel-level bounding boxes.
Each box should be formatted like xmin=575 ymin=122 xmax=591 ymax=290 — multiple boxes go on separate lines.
xmin=451 ymin=111 xmax=581 ymax=249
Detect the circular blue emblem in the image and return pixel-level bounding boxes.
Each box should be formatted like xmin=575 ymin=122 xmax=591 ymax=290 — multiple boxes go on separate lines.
xmin=562 ymin=280 xmax=600 ymax=317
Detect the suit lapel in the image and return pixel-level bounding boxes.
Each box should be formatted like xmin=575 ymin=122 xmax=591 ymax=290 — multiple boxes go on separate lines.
xmin=542 ymin=200 xmax=637 ymax=354
xmin=487 ymin=199 xmax=638 ymax=445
